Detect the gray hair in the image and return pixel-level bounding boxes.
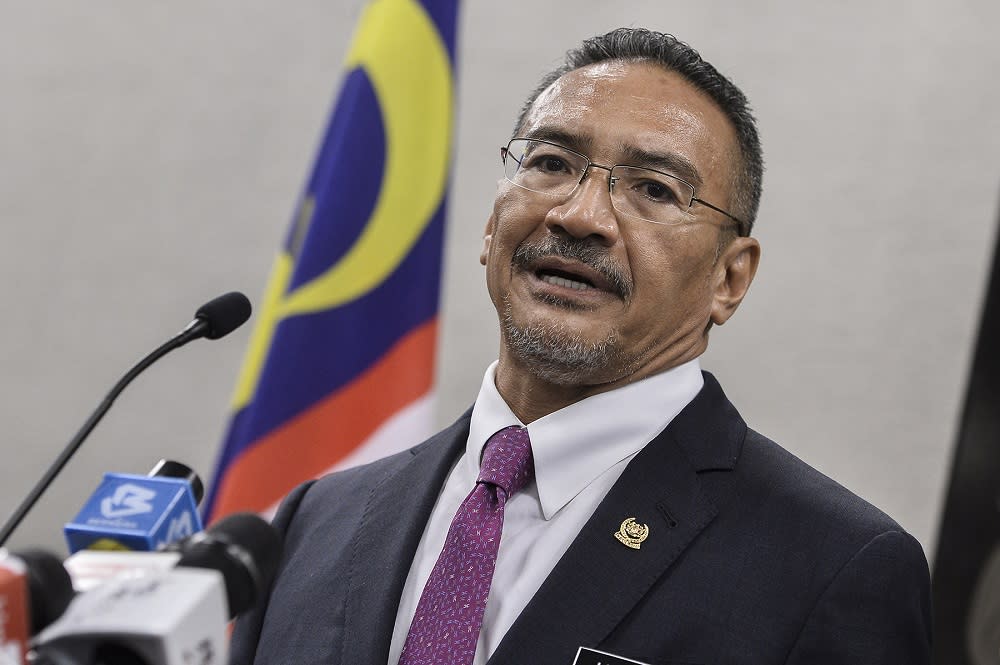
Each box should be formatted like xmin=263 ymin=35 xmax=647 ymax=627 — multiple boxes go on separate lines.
xmin=515 ymin=28 xmax=764 ymax=233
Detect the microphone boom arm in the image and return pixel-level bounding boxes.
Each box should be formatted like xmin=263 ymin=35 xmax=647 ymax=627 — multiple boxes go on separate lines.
xmin=0 ymin=330 xmax=199 ymax=547
xmin=0 ymin=291 xmax=250 ymax=547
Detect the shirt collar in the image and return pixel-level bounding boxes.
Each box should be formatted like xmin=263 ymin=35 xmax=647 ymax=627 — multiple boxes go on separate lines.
xmin=467 ymin=359 xmax=704 ymax=520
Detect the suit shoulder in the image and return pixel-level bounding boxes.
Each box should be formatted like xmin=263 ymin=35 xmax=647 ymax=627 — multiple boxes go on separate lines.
xmin=284 ymin=441 xmax=426 ymax=532
xmin=734 ymin=428 xmax=907 ymax=540
xmin=308 ymin=445 xmax=418 ymax=498
xmin=279 ymin=415 xmax=469 ymax=538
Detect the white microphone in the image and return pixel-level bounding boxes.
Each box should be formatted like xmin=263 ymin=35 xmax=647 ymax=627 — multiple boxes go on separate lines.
xmin=32 ymin=513 xmax=281 ymax=665
xmin=62 ymin=550 xmax=183 ymax=595
xmin=31 ymin=568 xmax=227 ymax=665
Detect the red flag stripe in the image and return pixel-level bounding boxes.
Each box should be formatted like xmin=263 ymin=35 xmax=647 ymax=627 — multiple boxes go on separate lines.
xmin=210 ymin=319 xmax=437 ymax=518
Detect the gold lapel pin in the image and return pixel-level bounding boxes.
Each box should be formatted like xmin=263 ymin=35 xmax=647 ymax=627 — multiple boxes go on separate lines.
xmin=614 ymin=517 xmax=649 ymax=550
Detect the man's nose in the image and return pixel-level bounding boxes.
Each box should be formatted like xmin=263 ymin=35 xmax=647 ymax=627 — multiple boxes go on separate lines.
xmin=543 ymin=166 xmax=621 ymax=246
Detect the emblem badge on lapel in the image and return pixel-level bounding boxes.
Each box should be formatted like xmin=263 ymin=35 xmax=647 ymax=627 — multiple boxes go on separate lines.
xmin=614 ymin=517 xmax=649 ymax=550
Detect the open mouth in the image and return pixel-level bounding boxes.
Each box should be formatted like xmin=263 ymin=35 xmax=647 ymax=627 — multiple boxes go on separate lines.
xmin=536 ymin=268 xmax=596 ymax=291
xmin=511 ymin=238 xmax=631 ymax=300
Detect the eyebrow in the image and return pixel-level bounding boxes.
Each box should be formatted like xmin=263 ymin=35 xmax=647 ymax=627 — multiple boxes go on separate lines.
xmin=520 ymin=126 xmax=704 ymax=189
xmin=521 ymin=127 xmax=592 ymax=154
xmin=619 ymin=144 xmax=703 ymax=189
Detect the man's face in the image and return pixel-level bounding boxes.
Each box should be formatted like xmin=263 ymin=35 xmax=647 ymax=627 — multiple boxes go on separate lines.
xmin=481 ymin=60 xmax=756 ymax=388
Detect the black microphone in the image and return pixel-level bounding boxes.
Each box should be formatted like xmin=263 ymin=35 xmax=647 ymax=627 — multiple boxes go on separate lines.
xmin=173 ymin=513 xmax=281 ymax=618
xmin=14 ymin=550 xmax=74 ymax=638
xmin=1 ymin=548 xmax=74 ymax=663
xmin=32 ymin=513 xmax=283 ymax=665
xmin=181 ymin=292 xmax=252 ymax=342
xmin=0 ymin=293 xmax=253 ymax=548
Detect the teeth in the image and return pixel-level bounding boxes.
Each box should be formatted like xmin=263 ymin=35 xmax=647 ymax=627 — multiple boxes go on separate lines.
xmin=540 ymin=274 xmax=592 ymax=290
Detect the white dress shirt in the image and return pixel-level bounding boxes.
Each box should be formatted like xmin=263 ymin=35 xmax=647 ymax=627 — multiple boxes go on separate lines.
xmin=387 ymin=359 xmax=704 ymax=665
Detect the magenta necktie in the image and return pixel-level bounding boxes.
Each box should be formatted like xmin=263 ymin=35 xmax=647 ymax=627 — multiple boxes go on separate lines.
xmin=398 ymin=425 xmax=534 ymax=665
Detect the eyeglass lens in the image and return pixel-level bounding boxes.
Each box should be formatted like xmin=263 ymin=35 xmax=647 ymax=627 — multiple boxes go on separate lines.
xmin=502 ymin=138 xmax=696 ymax=225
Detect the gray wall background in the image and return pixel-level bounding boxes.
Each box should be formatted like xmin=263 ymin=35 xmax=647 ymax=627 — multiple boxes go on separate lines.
xmin=1 ymin=1 xmax=998 ymax=559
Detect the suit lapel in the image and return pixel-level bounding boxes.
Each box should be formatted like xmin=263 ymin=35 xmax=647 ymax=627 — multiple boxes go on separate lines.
xmin=488 ymin=373 xmax=744 ymax=665
xmin=339 ymin=412 xmax=471 ymax=665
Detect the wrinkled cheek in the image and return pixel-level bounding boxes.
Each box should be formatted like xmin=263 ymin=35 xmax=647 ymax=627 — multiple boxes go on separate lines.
xmin=485 ymin=215 xmax=530 ymax=289
xmin=482 ymin=241 xmax=517 ymax=316
xmin=485 ymin=268 xmax=506 ymax=315
xmin=485 ymin=194 xmax=551 ymax=313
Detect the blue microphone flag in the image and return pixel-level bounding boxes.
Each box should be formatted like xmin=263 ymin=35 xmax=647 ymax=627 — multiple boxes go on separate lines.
xmin=64 ymin=473 xmax=203 ymax=552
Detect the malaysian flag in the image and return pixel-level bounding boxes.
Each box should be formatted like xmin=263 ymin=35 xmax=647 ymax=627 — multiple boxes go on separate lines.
xmin=205 ymin=0 xmax=460 ymax=521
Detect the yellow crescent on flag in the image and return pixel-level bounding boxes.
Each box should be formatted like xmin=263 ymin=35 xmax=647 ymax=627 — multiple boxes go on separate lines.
xmin=230 ymin=0 xmax=453 ymax=412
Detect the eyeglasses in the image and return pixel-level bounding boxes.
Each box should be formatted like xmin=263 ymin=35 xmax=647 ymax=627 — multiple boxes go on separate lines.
xmin=500 ymin=138 xmax=748 ymax=236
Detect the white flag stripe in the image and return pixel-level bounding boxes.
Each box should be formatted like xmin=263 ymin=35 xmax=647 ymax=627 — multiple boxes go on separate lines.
xmin=260 ymin=394 xmax=438 ymax=520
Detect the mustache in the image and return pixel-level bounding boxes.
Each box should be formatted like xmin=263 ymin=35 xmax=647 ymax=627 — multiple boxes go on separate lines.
xmin=511 ymin=235 xmax=633 ymax=300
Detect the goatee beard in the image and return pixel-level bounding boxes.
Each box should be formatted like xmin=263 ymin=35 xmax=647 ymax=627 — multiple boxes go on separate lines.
xmin=500 ymin=235 xmax=636 ymax=385
xmin=501 ymin=294 xmax=628 ymax=386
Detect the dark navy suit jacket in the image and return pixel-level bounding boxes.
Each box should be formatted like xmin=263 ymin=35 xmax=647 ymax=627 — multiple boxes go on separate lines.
xmin=230 ymin=373 xmax=932 ymax=664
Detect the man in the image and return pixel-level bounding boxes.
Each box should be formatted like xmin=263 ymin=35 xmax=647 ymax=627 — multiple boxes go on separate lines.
xmin=231 ymin=28 xmax=932 ymax=664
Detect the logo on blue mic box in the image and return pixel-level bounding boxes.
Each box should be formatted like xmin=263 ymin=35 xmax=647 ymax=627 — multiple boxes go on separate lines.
xmin=64 ymin=473 xmax=204 ymax=553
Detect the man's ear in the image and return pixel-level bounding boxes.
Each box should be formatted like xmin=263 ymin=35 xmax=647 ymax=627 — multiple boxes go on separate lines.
xmin=480 ymin=214 xmax=496 ymax=266
xmin=710 ymin=236 xmax=761 ymax=326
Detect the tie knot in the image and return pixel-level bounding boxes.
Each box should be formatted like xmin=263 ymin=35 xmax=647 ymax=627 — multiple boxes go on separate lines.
xmin=478 ymin=426 xmax=534 ymax=496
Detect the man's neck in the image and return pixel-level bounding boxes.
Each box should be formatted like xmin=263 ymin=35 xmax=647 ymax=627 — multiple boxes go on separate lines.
xmin=493 ymin=347 xmax=704 ymax=424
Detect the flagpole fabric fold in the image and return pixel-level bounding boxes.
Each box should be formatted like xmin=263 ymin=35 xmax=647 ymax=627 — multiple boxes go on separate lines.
xmin=205 ymin=0 xmax=460 ymax=522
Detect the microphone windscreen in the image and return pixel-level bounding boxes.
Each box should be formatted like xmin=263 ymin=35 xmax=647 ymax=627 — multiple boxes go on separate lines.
xmin=178 ymin=512 xmax=282 ymax=617
xmin=16 ymin=549 xmax=74 ymax=634
xmin=148 ymin=459 xmax=205 ymax=505
xmin=193 ymin=291 xmax=252 ymax=340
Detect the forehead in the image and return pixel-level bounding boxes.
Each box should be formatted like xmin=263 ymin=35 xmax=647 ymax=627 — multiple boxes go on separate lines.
xmin=521 ymin=61 xmax=737 ymax=189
